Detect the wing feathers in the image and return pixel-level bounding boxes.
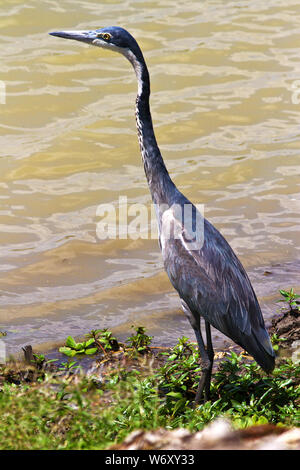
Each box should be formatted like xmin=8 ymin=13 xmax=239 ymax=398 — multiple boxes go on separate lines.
xmin=161 ymin=209 xmax=275 ymax=371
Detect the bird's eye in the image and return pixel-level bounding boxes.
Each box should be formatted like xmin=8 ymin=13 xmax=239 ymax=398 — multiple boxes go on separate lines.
xmin=98 ymin=32 xmax=111 ymax=41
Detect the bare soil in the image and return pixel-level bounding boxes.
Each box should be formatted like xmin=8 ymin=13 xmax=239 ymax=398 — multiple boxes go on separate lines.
xmin=269 ymin=308 xmax=300 ymax=348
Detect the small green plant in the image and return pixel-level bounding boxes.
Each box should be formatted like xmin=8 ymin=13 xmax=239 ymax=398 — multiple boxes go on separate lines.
xmin=85 ymin=329 xmax=102 ymax=341
xmin=58 ymin=360 xmax=79 ymax=372
xmin=59 ymin=336 xmax=98 ymax=357
xmin=277 ymin=288 xmax=300 ymax=312
xmin=271 ymin=334 xmax=287 ymax=351
xmin=156 ymin=337 xmax=201 ymax=414
xmin=126 ymin=326 xmax=152 ymax=354
xmin=86 ymin=329 xmax=119 ymax=352
xmin=32 ymin=353 xmax=45 ymax=369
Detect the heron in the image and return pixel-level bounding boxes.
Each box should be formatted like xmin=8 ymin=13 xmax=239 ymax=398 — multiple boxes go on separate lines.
xmin=50 ymin=26 xmax=275 ymax=403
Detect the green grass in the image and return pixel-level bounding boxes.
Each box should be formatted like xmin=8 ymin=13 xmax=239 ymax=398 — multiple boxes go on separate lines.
xmin=0 ymin=334 xmax=299 ymax=450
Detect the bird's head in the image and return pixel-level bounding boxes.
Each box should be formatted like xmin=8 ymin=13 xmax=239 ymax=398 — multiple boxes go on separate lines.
xmin=49 ymin=26 xmax=144 ymax=67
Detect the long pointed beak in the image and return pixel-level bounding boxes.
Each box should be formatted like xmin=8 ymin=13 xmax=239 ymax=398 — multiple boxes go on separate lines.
xmin=49 ymin=30 xmax=98 ymax=44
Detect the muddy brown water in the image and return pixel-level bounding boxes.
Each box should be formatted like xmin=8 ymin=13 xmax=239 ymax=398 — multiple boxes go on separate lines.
xmin=0 ymin=0 xmax=300 ymax=356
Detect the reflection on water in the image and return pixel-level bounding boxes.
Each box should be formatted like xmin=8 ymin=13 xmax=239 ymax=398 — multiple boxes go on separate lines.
xmin=0 ymin=0 xmax=300 ymax=354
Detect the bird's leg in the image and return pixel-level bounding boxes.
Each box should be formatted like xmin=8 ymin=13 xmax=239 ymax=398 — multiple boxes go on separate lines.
xmin=194 ymin=325 xmax=212 ymax=404
xmin=180 ymin=300 xmax=213 ymax=403
xmin=204 ymin=320 xmax=214 ymax=401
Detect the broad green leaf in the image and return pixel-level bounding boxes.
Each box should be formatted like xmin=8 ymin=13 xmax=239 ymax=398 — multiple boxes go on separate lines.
xmin=84 ymin=338 xmax=95 ymax=348
xmin=59 ymin=346 xmax=77 ymax=357
xmin=85 ymin=347 xmax=98 ymax=355
xmin=65 ymin=336 xmax=77 ymax=349
xmin=166 ymin=391 xmax=182 ymax=398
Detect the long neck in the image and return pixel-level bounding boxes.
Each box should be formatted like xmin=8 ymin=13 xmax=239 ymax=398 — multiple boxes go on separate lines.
xmin=129 ymin=53 xmax=177 ymax=207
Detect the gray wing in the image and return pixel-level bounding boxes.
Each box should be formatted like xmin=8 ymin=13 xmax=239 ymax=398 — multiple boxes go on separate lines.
xmin=160 ymin=203 xmax=275 ymax=371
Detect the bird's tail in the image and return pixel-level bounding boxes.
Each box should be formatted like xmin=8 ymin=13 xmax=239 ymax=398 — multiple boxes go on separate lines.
xmin=242 ymin=327 xmax=276 ymax=373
